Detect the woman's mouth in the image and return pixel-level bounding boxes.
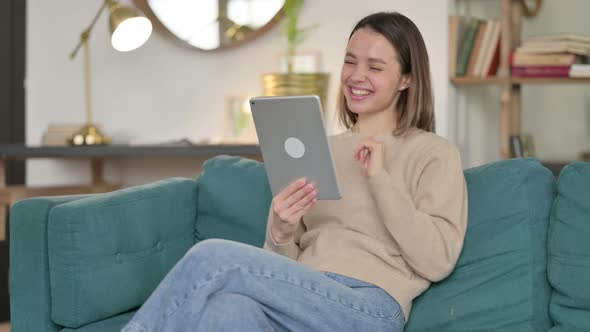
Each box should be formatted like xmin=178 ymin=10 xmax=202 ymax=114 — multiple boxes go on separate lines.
xmin=349 ymin=87 xmax=373 ymax=101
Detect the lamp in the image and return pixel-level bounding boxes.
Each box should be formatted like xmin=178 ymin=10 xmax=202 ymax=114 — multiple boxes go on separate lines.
xmin=69 ymin=0 xmax=152 ymax=145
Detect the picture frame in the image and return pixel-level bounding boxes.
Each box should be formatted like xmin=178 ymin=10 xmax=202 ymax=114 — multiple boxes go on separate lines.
xmin=222 ymin=96 xmax=258 ymax=144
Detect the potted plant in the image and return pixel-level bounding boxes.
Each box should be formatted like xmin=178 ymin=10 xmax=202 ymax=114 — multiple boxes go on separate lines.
xmin=262 ymin=0 xmax=329 ymax=110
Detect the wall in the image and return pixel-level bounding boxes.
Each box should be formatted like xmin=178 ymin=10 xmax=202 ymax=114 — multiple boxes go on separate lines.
xmin=26 ymin=0 xmax=451 ymax=186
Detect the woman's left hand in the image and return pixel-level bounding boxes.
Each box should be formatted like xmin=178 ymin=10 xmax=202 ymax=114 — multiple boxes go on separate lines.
xmin=353 ymin=137 xmax=386 ymax=177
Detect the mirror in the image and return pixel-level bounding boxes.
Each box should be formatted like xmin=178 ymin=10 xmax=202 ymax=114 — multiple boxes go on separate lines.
xmin=139 ymin=0 xmax=285 ymax=51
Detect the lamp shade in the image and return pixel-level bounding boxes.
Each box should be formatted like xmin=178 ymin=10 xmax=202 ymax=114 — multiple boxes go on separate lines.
xmin=109 ymin=2 xmax=152 ymax=52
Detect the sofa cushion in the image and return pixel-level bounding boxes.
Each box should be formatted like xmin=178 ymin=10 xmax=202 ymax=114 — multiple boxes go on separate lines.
xmin=48 ymin=178 xmax=198 ymax=328
xmin=196 ymin=155 xmax=272 ymax=247
xmin=405 ymin=158 xmax=555 ymax=332
xmin=548 ymin=162 xmax=590 ymax=332
xmin=59 ymin=311 xmax=135 ymax=332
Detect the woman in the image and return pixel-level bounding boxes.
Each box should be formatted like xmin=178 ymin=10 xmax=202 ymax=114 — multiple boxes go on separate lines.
xmin=122 ymin=12 xmax=467 ymax=332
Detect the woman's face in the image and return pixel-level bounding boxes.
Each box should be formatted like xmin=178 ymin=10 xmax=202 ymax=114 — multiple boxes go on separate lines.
xmin=340 ymin=28 xmax=408 ymax=117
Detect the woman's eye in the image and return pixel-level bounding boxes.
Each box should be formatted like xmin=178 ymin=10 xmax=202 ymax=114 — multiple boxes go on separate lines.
xmin=344 ymin=60 xmax=355 ymax=65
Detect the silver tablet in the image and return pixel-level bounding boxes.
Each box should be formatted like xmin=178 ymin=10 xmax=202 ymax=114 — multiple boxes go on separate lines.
xmin=250 ymin=95 xmax=341 ymax=200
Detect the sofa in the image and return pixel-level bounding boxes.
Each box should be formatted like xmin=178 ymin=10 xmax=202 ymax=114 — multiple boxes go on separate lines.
xmin=9 ymin=155 xmax=590 ymax=332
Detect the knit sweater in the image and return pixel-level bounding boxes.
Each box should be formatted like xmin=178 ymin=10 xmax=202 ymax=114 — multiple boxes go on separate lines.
xmin=263 ymin=129 xmax=468 ymax=321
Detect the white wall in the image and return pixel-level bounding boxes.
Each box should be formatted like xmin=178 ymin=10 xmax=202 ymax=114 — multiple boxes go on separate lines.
xmin=26 ymin=0 xmax=451 ymax=186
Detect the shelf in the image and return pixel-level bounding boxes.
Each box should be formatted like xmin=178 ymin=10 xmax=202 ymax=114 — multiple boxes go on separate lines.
xmin=451 ymin=77 xmax=501 ymax=85
xmin=451 ymin=76 xmax=590 ymax=85
xmin=510 ymin=77 xmax=590 ymax=84
xmin=450 ymin=0 xmax=589 ymax=160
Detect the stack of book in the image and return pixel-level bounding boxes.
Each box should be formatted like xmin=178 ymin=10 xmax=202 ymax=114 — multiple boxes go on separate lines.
xmin=449 ymin=16 xmax=502 ymax=78
xmin=511 ymin=34 xmax=590 ymax=78
xmin=41 ymin=124 xmax=81 ymax=146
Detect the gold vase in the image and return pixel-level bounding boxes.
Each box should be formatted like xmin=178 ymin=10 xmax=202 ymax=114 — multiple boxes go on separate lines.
xmin=262 ymin=73 xmax=330 ymax=111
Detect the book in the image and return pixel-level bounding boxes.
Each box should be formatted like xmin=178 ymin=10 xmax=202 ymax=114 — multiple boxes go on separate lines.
xmin=479 ymin=20 xmax=502 ymax=77
xmin=510 ymin=52 xmax=578 ymax=66
xmin=486 ymin=39 xmax=501 ymax=76
xmin=569 ymin=64 xmax=590 ymax=77
xmin=527 ymin=34 xmax=590 ymax=44
xmin=448 ymin=15 xmax=468 ymax=78
xmin=474 ymin=20 xmax=495 ymax=76
xmin=571 ymin=64 xmax=590 ymax=71
xmin=511 ymin=66 xmax=571 ymax=77
xmin=466 ymin=21 xmax=487 ymax=76
xmin=456 ymin=18 xmax=481 ymax=76
xmin=41 ymin=124 xmax=83 ymax=146
xmin=517 ymin=42 xmax=590 ymax=56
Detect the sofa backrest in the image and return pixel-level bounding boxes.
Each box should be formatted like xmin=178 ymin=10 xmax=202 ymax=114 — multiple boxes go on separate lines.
xmin=197 ymin=156 xmax=557 ymax=331
xmin=195 ymin=155 xmax=272 ymax=247
xmin=548 ymin=162 xmax=590 ymax=332
xmin=406 ymin=158 xmax=555 ymax=331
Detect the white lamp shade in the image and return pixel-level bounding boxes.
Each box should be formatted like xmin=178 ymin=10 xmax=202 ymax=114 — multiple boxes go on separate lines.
xmin=111 ymin=16 xmax=152 ymax=52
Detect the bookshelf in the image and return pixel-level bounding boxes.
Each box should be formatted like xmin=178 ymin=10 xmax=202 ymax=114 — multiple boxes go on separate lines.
xmin=450 ymin=0 xmax=590 ymax=159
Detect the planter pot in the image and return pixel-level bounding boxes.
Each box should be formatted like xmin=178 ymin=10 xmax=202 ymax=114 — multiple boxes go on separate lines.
xmin=262 ymin=73 xmax=330 ymax=111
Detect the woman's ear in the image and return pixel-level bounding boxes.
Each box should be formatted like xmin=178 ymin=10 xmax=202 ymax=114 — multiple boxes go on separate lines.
xmin=398 ymin=75 xmax=411 ymax=91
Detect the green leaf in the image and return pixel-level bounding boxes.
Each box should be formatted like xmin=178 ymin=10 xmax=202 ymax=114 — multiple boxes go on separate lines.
xmin=281 ymin=0 xmax=319 ymax=73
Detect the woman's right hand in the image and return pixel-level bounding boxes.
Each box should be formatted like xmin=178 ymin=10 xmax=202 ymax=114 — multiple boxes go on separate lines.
xmin=270 ymin=178 xmax=317 ymax=244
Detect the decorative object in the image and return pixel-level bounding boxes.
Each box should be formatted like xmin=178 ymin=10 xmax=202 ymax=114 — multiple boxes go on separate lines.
xmin=510 ymin=133 xmax=535 ymax=158
xmin=521 ymin=133 xmax=536 ymax=157
xmin=509 ymin=135 xmax=524 ymax=158
xmin=519 ymin=0 xmax=543 ymax=17
xmin=261 ymin=0 xmax=329 ymax=110
xmin=140 ymin=0 xmax=285 ymax=51
xmin=69 ymin=0 xmax=152 ymax=145
xmin=222 ymin=96 xmax=258 ymax=144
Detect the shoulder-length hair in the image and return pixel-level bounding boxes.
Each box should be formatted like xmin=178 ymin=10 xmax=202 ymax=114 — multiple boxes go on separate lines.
xmin=338 ymin=12 xmax=435 ymax=135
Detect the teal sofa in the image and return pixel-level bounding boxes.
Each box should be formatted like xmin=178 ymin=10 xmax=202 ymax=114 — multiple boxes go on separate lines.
xmin=9 ymin=156 xmax=590 ymax=332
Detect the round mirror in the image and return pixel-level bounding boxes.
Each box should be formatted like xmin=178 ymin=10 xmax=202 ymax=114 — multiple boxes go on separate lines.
xmin=139 ymin=0 xmax=285 ymax=51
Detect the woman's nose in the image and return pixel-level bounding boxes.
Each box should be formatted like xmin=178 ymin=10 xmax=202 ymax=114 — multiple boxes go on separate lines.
xmin=350 ymin=67 xmax=366 ymax=83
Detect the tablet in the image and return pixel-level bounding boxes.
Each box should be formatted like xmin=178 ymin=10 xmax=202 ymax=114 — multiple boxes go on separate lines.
xmin=250 ymin=95 xmax=341 ymax=200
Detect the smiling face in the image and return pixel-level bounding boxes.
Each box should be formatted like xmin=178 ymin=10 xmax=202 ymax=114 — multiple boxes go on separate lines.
xmin=340 ymin=28 xmax=409 ymax=121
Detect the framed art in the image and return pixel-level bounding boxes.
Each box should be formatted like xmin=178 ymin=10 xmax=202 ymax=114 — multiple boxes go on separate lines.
xmin=222 ymin=96 xmax=258 ymax=144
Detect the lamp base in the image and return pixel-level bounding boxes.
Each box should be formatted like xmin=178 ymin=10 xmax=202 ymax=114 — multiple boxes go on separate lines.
xmin=68 ymin=124 xmax=111 ymax=146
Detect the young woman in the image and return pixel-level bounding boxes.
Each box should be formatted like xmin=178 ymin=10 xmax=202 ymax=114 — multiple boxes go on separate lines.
xmin=122 ymin=12 xmax=467 ymax=332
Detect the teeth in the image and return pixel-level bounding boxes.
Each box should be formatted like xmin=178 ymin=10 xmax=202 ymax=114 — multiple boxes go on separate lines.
xmin=351 ymin=88 xmax=370 ymax=95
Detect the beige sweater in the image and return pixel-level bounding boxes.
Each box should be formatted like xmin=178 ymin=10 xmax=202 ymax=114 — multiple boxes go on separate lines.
xmin=263 ymin=129 xmax=468 ymax=321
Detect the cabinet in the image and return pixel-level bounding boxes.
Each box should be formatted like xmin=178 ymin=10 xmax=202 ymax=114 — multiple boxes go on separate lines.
xmin=451 ymin=0 xmax=590 ymax=160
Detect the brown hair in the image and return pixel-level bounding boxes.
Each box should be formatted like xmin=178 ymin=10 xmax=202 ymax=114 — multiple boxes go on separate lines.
xmin=337 ymin=12 xmax=435 ymax=135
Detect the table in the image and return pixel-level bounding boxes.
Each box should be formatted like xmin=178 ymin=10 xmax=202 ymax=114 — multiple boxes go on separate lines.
xmin=0 ymin=144 xmax=261 ymax=241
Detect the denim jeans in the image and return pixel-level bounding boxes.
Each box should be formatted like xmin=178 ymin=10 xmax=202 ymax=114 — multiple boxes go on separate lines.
xmin=121 ymin=239 xmax=404 ymax=332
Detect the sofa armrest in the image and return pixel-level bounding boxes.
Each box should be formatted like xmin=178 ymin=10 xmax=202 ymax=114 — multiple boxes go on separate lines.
xmin=10 ymin=194 xmax=92 ymax=332
xmin=45 ymin=177 xmax=198 ymax=328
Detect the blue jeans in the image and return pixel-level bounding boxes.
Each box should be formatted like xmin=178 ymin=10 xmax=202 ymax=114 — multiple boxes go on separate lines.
xmin=122 ymin=239 xmax=404 ymax=332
